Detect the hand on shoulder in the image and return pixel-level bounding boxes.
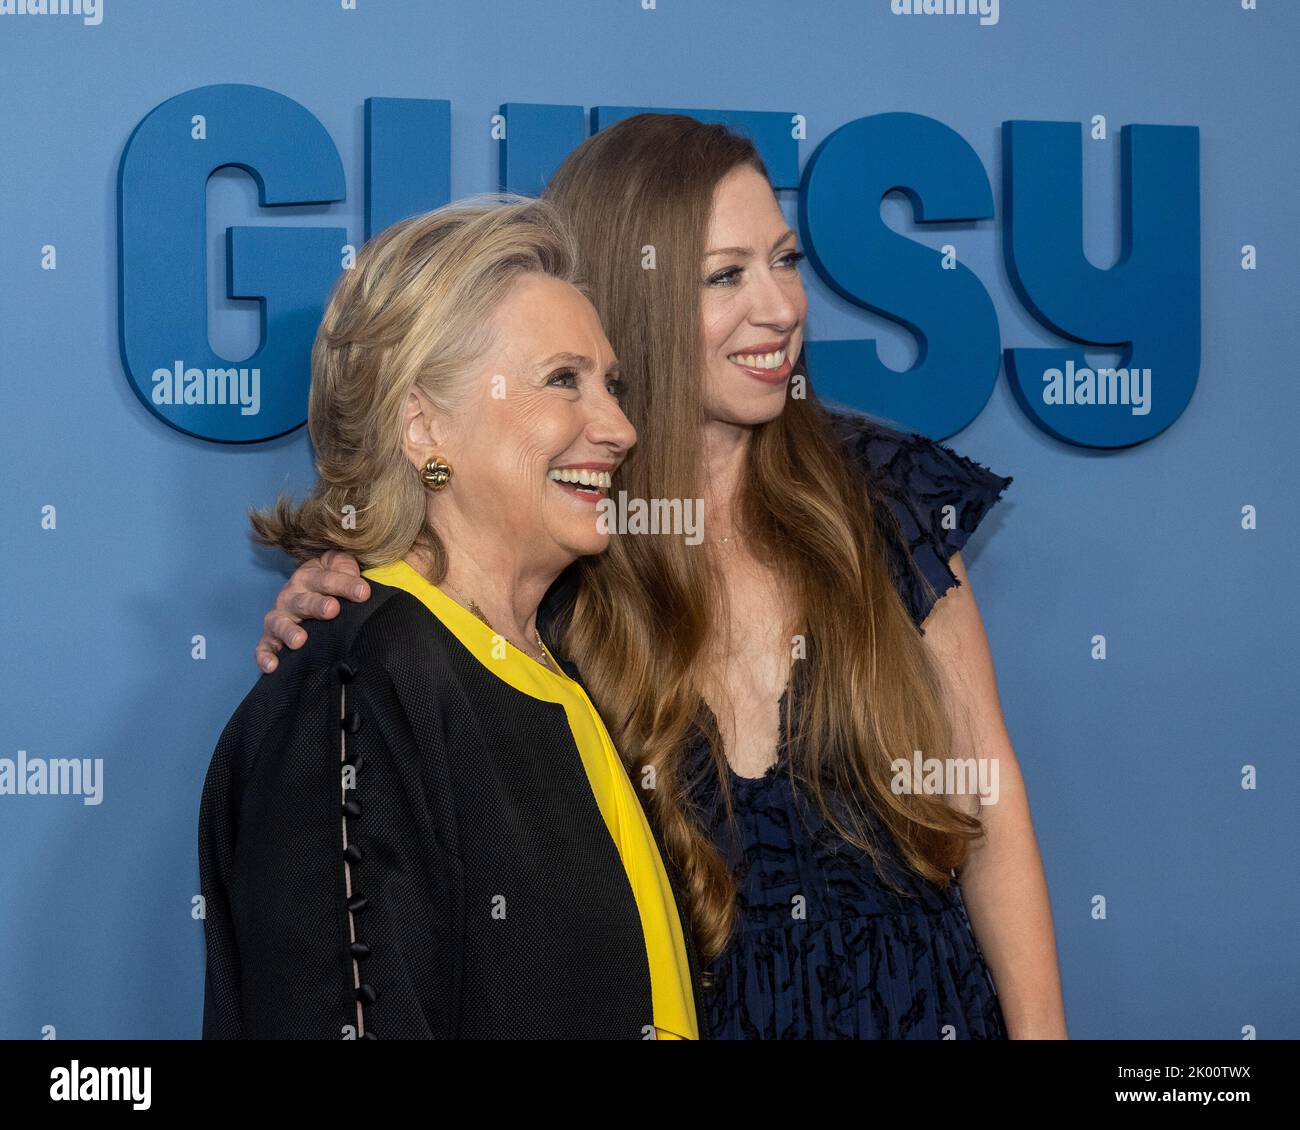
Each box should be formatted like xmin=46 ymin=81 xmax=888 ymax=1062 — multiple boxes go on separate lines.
xmin=255 ymin=549 xmax=370 ymax=673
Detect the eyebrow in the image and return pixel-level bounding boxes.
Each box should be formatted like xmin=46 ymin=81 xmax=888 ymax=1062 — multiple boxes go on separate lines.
xmin=705 ymin=228 xmax=798 ymax=259
xmin=534 ymin=351 xmax=622 ymax=376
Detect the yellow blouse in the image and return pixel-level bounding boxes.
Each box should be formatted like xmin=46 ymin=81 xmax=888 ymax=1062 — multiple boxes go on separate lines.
xmin=361 ymin=559 xmax=698 ymax=1041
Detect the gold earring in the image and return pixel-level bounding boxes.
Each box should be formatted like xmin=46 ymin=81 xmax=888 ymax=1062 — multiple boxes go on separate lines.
xmin=421 ymin=454 xmax=453 ymax=492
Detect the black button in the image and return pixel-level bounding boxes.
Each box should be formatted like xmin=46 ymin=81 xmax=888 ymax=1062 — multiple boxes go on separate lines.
xmin=341 ymin=711 xmax=363 ymax=733
xmin=361 ymin=1030 xmax=378 ymax=1040
xmin=343 ymin=798 xmax=362 ymax=819
xmin=336 ymin=661 xmax=357 ymax=684
xmin=342 ymin=749 xmax=363 ymax=770
xmin=347 ymin=895 xmax=369 ymax=914
xmin=349 ymin=942 xmax=371 ymax=960
xmin=344 ymin=844 xmax=364 ymax=864
xmin=357 ymin=984 xmax=378 ymax=1005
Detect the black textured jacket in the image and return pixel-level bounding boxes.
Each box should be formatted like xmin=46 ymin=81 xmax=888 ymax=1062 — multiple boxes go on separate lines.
xmin=199 ymin=580 xmax=710 ymax=1039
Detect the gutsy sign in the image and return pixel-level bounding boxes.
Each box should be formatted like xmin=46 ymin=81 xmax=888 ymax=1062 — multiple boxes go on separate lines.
xmin=116 ymin=83 xmax=1199 ymax=448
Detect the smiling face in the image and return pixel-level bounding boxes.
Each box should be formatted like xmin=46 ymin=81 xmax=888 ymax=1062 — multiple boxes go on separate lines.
xmin=699 ymin=163 xmax=809 ymax=428
xmin=404 ymin=273 xmax=635 ymax=577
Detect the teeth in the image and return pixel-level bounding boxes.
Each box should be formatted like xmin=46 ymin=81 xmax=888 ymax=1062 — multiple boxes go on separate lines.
xmin=728 ymin=348 xmax=786 ymax=370
xmin=547 ymin=468 xmax=612 ymax=489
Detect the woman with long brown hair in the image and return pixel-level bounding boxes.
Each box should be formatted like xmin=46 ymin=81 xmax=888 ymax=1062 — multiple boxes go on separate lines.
xmin=253 ymin=115 xmax=1067 ymax=1040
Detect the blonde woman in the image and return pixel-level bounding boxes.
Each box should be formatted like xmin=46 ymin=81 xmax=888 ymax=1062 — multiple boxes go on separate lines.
xmin=256 ymin=116 xmax=1067 ymax=1040
xmin=199 ymin=197 xmax=701 ymax=1040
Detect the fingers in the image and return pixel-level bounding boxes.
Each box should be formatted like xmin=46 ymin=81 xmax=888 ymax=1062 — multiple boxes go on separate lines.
xmin=255 ymin=634 xmax=283 ymax=674
xmin=255 ymin=591 xmax=322 ymax=675
xmin=286 ymin=590 xmax=341 ymax=623
xmin=276 ymin=558 xmax=367 ymax=616
xmin=255 ymin=552 xmax=369 ymax=675
xmin=320 ymin=548 xmax=361 ymax=577
xmin=319 ymin=550 xmax=370 ymax=600
xmin=263 ymin=608 xmax=308 ymax=650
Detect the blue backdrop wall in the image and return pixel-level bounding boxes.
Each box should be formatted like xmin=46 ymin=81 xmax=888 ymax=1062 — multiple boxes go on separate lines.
xmin=1 ymin=0 xmax=1295 ymax=1039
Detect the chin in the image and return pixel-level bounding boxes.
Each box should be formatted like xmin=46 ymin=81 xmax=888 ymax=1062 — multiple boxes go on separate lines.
xmin=568 ymin=531 xmax=611 ymax=559
xmin=548 ymin=518 xmax=611 ymax=562
xmin=716 ymin=392 xmax=788 ymax=429
xmin=707 ymin=372 xmax=792 ymax=427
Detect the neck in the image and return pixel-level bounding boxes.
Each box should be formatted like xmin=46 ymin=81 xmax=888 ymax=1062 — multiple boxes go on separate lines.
xmin=407 ymin=511 xmax=561 ymax=649
xmin=702 ymin=417 xmax=754 ymax=534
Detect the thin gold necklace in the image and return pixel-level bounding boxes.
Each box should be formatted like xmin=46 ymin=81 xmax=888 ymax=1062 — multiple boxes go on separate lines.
xmin=462 ymin=597 xmax=555 ymax=672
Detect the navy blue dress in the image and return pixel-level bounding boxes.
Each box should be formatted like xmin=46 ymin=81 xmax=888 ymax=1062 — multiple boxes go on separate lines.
xmin=685 ymin=410 xmax=1014 ymax=1040
xmin=540 ymin=408 xmax=1015 ymax=1040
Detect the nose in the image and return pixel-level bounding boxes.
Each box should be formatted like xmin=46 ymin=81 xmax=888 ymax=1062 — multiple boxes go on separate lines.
xmin=584 ymin=387 xmax=636 ymax=456
xmin=750 ymin=261 xmax=804 ymax=331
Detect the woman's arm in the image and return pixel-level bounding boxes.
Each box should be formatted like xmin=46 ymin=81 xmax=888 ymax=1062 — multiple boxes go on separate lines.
xmin=202 ymin=631 xmax=457 ymax=1038
xmin=255 ymin=549 xmax=369 ymax=672
xmin=921 ymin=551 xmax=1068 ymax=1040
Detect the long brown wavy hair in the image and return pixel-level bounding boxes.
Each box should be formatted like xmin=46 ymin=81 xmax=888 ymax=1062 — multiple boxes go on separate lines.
xmin=543 ymin=114 xmax=986 ymax=965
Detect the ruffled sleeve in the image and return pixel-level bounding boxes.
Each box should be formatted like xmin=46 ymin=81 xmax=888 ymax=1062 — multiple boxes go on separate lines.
xmin=828 ymin=408 xmax=1014 ymax=634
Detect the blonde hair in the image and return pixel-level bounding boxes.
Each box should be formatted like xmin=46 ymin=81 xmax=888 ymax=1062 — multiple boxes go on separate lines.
xmin=250 ymin=194 xmax=586 ymax=579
